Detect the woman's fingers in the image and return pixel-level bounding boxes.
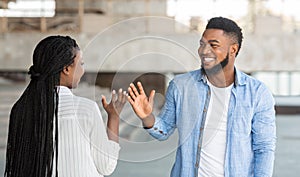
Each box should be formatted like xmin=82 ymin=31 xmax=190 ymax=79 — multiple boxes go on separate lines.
xmin=105 ymin=89 xmax=125 ymax=104
xmin=111 ymin=90 xmax=117 ymax=102
xmin=117 ymin=88 xmax=123 ymax=102
xmin=122 ymin=91 xmax=127 ymax=103
xmin=101 ymin=95 xmax=108 ymax=108
xmin=116 ymin=89 xmax=127 ymax=106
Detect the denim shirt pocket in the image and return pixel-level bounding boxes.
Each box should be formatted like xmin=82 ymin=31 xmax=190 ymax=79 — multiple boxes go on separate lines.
xmin=231 ymin=105 xmax=253 ymax=136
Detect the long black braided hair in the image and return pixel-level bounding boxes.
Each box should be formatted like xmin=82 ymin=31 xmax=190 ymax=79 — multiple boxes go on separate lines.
xmin=5 ymin=35 xmax=80 ymax=177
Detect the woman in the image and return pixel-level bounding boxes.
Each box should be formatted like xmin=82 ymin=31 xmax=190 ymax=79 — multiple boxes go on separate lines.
xmin=4 ymin=35 xmax=125 ymax=177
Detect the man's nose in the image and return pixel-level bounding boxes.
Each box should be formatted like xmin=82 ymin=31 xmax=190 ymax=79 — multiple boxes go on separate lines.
xmin=199 ymin=44 xmax=212 ymax=55
xmin=203 ymin=44 xmax=213 ymax=54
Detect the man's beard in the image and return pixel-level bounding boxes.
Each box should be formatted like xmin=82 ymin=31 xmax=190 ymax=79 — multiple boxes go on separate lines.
xmin=203 ymin=53 xmax=229 ymax=75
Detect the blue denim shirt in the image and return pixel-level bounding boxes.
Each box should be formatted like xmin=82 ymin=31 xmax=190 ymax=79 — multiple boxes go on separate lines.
xmin=147 ymin=68 xmax=276 ymax=177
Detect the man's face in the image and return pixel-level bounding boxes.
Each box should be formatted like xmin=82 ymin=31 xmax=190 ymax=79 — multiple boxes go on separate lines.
xmin=198 ymin=29 xmax=234 ymax=75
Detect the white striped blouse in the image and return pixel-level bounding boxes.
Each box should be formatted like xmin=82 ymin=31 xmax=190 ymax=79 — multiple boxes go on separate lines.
xmin=52 ymin=86 xmax=120 ymax=177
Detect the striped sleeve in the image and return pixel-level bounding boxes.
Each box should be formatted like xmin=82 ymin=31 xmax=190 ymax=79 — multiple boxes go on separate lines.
xmin=90 ymin=102 xmax=120 ymax=176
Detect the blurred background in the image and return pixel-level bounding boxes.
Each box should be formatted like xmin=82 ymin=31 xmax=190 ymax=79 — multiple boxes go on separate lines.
xmin=0 ymin=0 xmax=299 ymax=176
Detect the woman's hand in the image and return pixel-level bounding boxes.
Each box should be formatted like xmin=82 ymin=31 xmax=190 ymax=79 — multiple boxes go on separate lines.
xmin=101 ymin=88 xmax=126 ymax=142
xmin=101 ymin=88 xmax=127 ymax=117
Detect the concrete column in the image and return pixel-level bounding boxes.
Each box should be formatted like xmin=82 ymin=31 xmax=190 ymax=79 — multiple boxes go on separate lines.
xmin=1 ymin=0 xmax=8 ymax=33
xmin=78 ymin=0 xmax=84 ymax=32
xmin=40 ymin=17 xmax=47 ymax=32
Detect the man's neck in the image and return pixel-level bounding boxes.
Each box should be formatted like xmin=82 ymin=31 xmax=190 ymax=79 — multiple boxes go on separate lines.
xmin=206 ymin=68 xmax=235 ymax=88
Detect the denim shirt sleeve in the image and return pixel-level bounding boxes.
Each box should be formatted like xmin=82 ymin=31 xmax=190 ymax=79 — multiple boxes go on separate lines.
xmin=146 ymin=80 xmax=178 ymax=141
xmin=252 ymin=84 xmax=276 ymax=177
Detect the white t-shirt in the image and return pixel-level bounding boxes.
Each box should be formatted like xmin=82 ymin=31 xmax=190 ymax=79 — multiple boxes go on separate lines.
xmin=52 ymin=86 xmax=120 ymax=177
xmin=198 ymin=81 xmax=233 ymax=177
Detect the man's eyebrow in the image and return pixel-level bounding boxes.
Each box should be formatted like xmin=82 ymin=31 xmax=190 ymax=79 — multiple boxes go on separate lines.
xmin=208 ymin=39 xmax=219 ymax=43
xmin=199 ymin=39 xmax=220 ymax=43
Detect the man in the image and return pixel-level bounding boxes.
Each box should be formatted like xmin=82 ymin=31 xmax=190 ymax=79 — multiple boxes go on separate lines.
xmin=127 ymin=17 xmax=276 ymax=177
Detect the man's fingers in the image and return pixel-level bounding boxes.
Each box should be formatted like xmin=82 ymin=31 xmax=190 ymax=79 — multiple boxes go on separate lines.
xmin=127 ymin=94 xmax=135 ymax=105
xmin=128 ymin=87 xmax=136 ymax=100
xmin=130 ymin=83 xmax=140 ymax=96
xmin=137 ymin=82 xmax=145 ymax=95
xmin=149 ymin=90 xmax=156 ymax=105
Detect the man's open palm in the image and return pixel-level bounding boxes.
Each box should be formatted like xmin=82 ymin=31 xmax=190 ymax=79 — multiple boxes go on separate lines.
xmin=127 ymin=82 xmax=155 ymax=119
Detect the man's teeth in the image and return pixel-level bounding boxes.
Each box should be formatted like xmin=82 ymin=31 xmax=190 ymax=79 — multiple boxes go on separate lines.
xmin=204 ymin=58 xmax=214 ymax=62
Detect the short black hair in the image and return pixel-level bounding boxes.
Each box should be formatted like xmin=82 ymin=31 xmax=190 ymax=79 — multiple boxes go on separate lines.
xmin=206 ymin=17 xmax=243 ymax=56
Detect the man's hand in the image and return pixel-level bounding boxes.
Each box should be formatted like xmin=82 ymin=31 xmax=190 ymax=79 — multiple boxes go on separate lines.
xmin=127 ymin=82 xmax=155 ymax=119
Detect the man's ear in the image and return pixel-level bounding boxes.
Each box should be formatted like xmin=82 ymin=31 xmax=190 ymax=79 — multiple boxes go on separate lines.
xmin=230 ymin=43 xmax=239 ymax=56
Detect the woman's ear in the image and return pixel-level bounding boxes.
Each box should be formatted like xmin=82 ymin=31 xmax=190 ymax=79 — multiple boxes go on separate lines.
xmin=62 ymin=66 xmax=70 ymax=75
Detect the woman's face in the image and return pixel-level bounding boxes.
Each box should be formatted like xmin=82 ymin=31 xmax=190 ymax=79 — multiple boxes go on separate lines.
xmin=70 ymin=50 xmax=85 ymax=88
xmin=60 ymin=50 xmax=85 ymax=88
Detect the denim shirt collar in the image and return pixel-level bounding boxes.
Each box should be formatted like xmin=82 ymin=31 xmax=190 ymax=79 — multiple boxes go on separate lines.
xmin=198 ymin=67 xmax=246 ymax=87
